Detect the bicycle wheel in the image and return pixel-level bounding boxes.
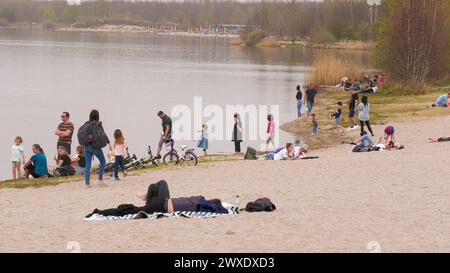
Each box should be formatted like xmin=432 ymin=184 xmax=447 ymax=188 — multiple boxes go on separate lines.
xmin=184 ymin=151 xmax=198 ymax=166
xmin=163 ymin=152 xmax=179 ymax=166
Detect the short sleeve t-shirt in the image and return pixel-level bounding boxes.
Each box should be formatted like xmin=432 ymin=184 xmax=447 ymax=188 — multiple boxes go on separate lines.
xmin=11 ymin=144 xmax=24 ymax=162
xmin=306 ymin=88 xmax=317 ymax=103
xmin=58 ymin=122 xmax=74 ymax=143
xmin=349 ymin=93 xmax=359 ymax=109
xmin=58 ymin=154 xmax=72 ymax=167
xmin=162 ymin=116 xmax=173 ymax=135
xmin=274 ymin=148 xmax=289 ymax=160
xmin=30 ymin=153 xmax=48 ymax=176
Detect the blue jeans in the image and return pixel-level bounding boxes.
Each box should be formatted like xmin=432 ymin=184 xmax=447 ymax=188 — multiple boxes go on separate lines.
xmin=297 ymin=100 xmax=303 ymax=117
xmin=114 ymin=155 xmax=125 ymax=178
xmin=307 ymin=100 xmax=314 ymax=113
xmin=84 ymin=145 xmax=106 ymax=185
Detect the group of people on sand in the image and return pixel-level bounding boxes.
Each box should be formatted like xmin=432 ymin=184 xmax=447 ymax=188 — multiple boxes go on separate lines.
xmin=10 ymin=110 xmax=176 ymax=187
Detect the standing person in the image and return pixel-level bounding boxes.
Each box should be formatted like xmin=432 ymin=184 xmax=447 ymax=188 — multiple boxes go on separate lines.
xmin=72 ymin=145 xmax=86 ymax=175
xmin=331 ymin=102 xmax=345 ymax=132
xmin=358 ymin=96 xmax=374 ymax=136
xmin=348 ymin=92 xmax=359 ymax=129
xmin=311 ymin=113 xmax=318 ymax=136
xmin=80 ymin=110 xmax=112 ymax=187
xmin=113 ymin=129 xmax=128 ymax=181
xmin=304 ymin=83 xmax=318 ymax=117
xmin=11 ymin=136 xmax=25 ymax=180
xmin=155 ymin=111 xmax=172 ymax=159
xmin=266 ymin=114 xmax=276 ymax=150
xmin=295 ymin=85 xmax=303 ymax=118
xmin=197 ymin=124 xmax=209 ymax=157
xmin=378 ymin=73 xmax=385 ymax=91
xmin=54 ymin=112 xmax=74 ymax=154
xmin=23 ymin=144 xmax=49 ymax=179
xmin=232 ymin=113 xmax=244 ymax=153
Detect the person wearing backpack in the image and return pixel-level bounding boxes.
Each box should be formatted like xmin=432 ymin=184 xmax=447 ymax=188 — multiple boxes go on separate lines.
xmin=78 ymin=109 xmax=111 ymax=187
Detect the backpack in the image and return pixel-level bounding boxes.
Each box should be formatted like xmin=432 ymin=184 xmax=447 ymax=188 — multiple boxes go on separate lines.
xmin=244 ymin=146 xmax=257 ymax=160
xmin=77 ymin=121 xmax=108 ymax=148
xmin=245 ymin=198 xmax=276 ymax=212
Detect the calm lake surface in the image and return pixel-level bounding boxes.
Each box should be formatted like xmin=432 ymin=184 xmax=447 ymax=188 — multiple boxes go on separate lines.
xmin=0 ymin=29 xmax=371 ymax=181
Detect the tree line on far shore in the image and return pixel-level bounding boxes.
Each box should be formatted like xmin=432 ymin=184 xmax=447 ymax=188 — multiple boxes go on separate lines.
xmin=0 ymin=0 xmax=381 ymax=42
xmin=0 ymin=0 xmax=449 ymax=90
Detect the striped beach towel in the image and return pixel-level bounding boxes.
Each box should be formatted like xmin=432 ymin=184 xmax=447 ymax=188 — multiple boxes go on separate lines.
xmin=84 ymin=207 xmax=240 ymax=221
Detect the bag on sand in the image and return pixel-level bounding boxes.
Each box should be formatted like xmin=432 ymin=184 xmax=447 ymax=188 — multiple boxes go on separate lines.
xmin=245 ymin=198 xmax=276 ymax=213
xmin=244 ymin=146 xmax=257 ymax=160
xmin=78 ymin=121 xmax=108 ymax=148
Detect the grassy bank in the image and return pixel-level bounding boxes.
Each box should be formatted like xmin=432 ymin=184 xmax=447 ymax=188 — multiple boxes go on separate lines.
xmin=281 ymin=85 xmax=450 ymax=150
xmin=279 ymin=40 xmax=376 ymax=50
xmin=0 ymin=154 xmax=243 ymax=189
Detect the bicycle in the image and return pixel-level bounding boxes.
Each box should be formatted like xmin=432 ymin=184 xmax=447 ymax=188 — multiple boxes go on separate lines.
xmin=163 ymin=139 xmax=198 ymax=166
xmin=139 ymin=145 xmax=158 ymax=168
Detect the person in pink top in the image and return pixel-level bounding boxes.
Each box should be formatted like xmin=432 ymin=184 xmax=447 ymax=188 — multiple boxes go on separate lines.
xmin=378 ymin=73 xmax=385 ymax=91
xmin=113 ymin=129 xmax=128 ymax=180
xmin=266 ymin=114 xmax=276 ymax=150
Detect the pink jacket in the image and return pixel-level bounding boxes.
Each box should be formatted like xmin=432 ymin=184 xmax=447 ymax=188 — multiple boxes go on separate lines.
xmin=267 ymin=120 xmax=275 ymax=136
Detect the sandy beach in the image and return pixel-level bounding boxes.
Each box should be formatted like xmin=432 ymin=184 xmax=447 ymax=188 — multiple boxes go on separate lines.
xmin=1 ymin=115 xmax=450 ymax=253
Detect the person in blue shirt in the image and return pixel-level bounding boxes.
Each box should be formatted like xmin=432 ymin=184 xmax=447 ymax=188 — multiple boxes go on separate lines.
xmin=24 ymin=144 xmax=49 ymax=178
xmin=432 ymin=93 xmax=450 ymax=107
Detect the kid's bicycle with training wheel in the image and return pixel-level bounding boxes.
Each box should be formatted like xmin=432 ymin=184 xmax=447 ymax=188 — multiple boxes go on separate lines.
xmin=163 ymin=139 xmax=198 ymax=166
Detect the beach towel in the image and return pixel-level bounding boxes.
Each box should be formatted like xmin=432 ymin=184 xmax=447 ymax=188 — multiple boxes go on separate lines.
xmin=84 ymin=206 xmax=240 ymax=221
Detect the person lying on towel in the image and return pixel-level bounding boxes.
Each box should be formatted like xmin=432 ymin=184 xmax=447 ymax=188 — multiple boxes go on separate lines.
xmin=85 ymin=180 xmax=227 ymax=218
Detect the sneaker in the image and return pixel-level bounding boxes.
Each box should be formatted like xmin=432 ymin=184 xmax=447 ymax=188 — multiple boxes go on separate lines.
xmin=115 ymin=178 xmax=120 ymax=181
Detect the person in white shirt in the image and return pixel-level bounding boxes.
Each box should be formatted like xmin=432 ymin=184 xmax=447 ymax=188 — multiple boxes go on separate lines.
xmin=113 ymin=129 xmax=128 ymax=180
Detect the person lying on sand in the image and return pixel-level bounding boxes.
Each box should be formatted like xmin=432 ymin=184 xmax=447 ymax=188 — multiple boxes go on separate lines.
xmin=431 ymin=92 xmax=450 ymax=108
xmin=427 ymin=136 xmax=450 ymax=143
xmin=85 ymin=180 xmax=227 ymax=218
xmin=262 ymin=143 xmax=308 ymax=160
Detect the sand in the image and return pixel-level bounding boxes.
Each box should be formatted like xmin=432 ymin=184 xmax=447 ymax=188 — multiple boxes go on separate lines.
xmin=1 ymin=116 xmax=450 ymax=253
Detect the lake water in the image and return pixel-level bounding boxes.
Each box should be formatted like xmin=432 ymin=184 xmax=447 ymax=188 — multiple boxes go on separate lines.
xmin=0 ymin=29 xmax=370 ymax=181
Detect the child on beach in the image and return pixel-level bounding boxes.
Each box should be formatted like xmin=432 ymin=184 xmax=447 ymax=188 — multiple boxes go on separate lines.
xmin=331 ymin=102 xmax=345 ymax=133
xmin=11 ymin=136 xmax=25 ymax=180
xmin=266 ymin=114 xmax=276 ymax=150
xmin=311 ymin=113 xmax=318 ymax=136
xmin=197 ymin=124 xmax=209 ymax=156
xmin=113 ymin=129 xmax=127 ymax=180
xmin=383 ymin=126 xmax=396 ymax=144
xmin=72 ymin=145 xmax=86 ymax=175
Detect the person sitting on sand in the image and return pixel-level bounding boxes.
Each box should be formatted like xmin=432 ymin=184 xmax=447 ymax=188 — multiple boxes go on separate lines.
xmin=23 ymin=144 xmax=49 ymax=179
xmin=431 ymin=93 xmax=450 ymax=107
xmin=357 ymin=131 xmax=374 ymax=148
xmin=352 ymin=79 xmax=361 ymax=91
xmin=86 ymin=180 xmax=227 ymax=217
xmin=53 ymin=146 xmax=75 ymax=176
xmin=427 ymin=136 xmax=450 ymax=143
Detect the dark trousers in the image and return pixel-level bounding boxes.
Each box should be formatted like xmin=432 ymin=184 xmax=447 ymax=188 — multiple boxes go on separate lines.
xmin=86 ymin=180 xmax=172 ymax=218
xmin=57 ymin=141 xmax=71 ymax=155
xmin=145 ymin=180 xmax=171 ymax=213
xmin=360 ymin=120 xmax=374 ymax=136
xmin=233 ymin=140 xmax=242 ymax=153
xmin=114 ymin=155 xmax=126 ymax=178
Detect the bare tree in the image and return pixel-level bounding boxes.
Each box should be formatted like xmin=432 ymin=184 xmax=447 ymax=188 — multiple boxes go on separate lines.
xmin=379 ymin=0 xmax=450 ymax=88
